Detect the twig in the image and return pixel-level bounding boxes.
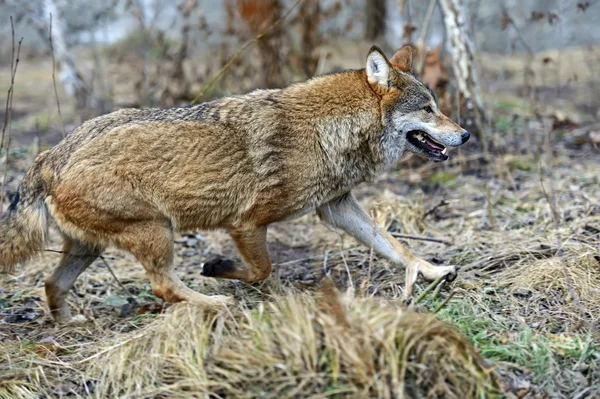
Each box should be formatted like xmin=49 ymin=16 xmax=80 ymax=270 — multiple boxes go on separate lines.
xmin=100 ymin=256 xmax=137 ymax=301
xmin=431 ymin=277 xmax=444 ymax=299
xmin=49 ymin=13 xmax=66 ymax=137
xmin=433 ymin=290 xmax=456 ymax=313
xmin=414 ymin=275 xmax=445 ymax=305
xmin=73 ymin=330 xmax=151 ymax=364
xmin=539 ymin=166 xmax=587 ymax=325
xmin=1 ymin=17 xmax=23 ymax=211
xmin=422 ymin=199 xmax=449 ymax=221
xmin=42 ymin=248 xmax=117 ymax=260
xmin=190 ymin=0 xmax=305 ymax=104
xmin=391 ymin=232 xmax=452 ymax=245
xmin=367 ymin=216 xmax=377 ymax=281
xmin=484 ymin=183 xmax=496 ymax=230
xmin=277 ymin=246 xmax=361 ymax=266
xmin=415 ymin=0 xmax=437 ymax=73
xmin=339 ymin=242 xmax=354 ymax=290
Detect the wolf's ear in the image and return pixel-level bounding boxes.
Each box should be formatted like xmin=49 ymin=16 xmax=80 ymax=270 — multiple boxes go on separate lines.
xmin=389 ymin=46 xmax=413 ymax=73
xmin=366 ymin=46 xmax=392 ymax=89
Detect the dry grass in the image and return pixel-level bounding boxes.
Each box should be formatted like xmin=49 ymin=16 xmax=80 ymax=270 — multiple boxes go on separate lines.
xmin=80 ymin=285 xmax=499 ymax=399
xmin=3 ymin=145 xmax=598 ymax=397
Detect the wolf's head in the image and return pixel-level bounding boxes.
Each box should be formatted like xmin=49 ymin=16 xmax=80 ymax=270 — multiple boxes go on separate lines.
xmin=366 ymin=46 xmax=470 ymax=163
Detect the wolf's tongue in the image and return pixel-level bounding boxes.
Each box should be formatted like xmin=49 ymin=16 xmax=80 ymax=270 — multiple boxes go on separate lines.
xmin=425 ymin=136 xmax=444 ymax=150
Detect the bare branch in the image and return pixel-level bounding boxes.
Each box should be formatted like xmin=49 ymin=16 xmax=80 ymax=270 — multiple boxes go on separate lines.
xmin=1 ymin=17 xmax=23 ymax=211
xmin=391 ymin=232 xmax=453 ymax=245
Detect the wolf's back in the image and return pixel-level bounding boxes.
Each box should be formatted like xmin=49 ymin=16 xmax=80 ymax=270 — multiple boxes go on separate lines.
xmin=0 ymin=152 xmax=49 ymax=272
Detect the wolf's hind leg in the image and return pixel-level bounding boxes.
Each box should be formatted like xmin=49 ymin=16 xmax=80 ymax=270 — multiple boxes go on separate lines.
xmin=201 ymin=226 xmax=272 ymax=282
xmin=117 ymin=221 xmax=232 ymax=307
xmin=45 ymin=237 xmax=104 ymax=323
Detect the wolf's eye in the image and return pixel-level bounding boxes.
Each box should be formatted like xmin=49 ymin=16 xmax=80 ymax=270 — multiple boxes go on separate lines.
xmin=423 ymin=106 xmax=433 ymax=113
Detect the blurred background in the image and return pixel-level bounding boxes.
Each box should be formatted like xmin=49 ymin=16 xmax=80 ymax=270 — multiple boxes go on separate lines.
xmin=0 ymin=0 xmax=598 ymax=153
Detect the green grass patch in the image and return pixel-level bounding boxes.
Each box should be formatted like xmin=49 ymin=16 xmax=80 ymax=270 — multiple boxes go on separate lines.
xmin=506 ymin=158 xmax=534 ymax=172
xmin=433 ymin=294 xmax=599 ymax=385
xmin=426 ymin=171 xmax=457 ymax=184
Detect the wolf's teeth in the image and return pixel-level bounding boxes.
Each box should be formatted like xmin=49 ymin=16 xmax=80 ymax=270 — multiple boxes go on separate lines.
xmin=441 ymin=148 xmax=447 ymax=154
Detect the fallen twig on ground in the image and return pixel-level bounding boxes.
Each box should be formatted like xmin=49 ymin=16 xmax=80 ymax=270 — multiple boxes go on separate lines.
xmin=391 ymin=232 xmax=453 ymax=245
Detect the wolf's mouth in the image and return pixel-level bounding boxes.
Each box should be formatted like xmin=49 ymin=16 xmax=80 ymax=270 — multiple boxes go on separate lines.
xmin=406 ymin=130 xmax=449 ymax=162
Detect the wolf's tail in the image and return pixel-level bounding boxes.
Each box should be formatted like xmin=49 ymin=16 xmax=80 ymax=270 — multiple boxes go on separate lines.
xmin=0 ymin=152 xmax=50 ymax=272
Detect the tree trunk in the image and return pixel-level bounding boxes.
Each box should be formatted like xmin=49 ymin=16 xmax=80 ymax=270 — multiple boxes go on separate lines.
xmin=438 ymin=0 xmax=486 ymax=152
xmin=238 ymin=0 xmax=283 ymax=88
xmin=365 ymin=0 xmax=387 ymax=40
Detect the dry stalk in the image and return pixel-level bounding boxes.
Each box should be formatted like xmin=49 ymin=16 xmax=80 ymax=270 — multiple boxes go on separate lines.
xmin=422 ymin=199 xmax=449 ymax=220
xmin=100 ymin=256 xmax=137 ymax=302
xmin=414 ymin=0 xmax=437 ymax=73
xmin=484 ymin=183 xmax=496 ymax=230
xmin=391 ymin=232 xmax=452 ymax=245
xmin=433 ymin=290 xmax=456 ymax=313
xmin=49 ymin=13 xmax=66 ymax=138
xmin=43 ymin=248 xmax=117 ymax=261
xmin=414 ymin=275 xmax=445 ymax=305
xmin=367 ymin=216 xmax=377 ymax=281
xmin=539 ymin=167 xmax=587 ymax=326
xmin=191 ymin=0 xmax=305 ymax=104
xmin=1 ymin=17 xmax=23 ymax=212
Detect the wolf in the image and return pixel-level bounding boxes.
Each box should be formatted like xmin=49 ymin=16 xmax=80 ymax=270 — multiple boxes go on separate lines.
xmin=0 ymin=46 xmax=469 ymax=322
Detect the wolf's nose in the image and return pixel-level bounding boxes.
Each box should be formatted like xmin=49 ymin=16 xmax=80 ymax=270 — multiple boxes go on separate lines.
xmin=461 ymin=131 xmax=470 ymax=143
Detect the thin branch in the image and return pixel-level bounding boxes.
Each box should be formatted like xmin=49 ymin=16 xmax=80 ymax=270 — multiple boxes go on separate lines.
xmin=414 ymin=275 xmax=445 ymax=305
xmin=415 ymin=0 xmax=437 ymax=73
xmin=433 ymin=290 xmax=456 ymax=313
xmin=1 ymin=17 xmax=23 ymax=211
xmin=367 ymin=216 xmax=377 ymax=281
xmin=43 ymin=249 xmax=117 ymax=261
xmin=49 ymin=13 xmax=66 ymax=137
xmin=190 ymin=0 xmax=305 ymax=104
xmin=391 ymin=232 xmax=452 ymax=245
xmin=100 ymin=256 xmax=137 ymax=302
xmin=422 ymin=199 xmax=449 ymax=221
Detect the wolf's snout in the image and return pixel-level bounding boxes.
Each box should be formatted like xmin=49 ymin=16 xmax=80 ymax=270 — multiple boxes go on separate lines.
xmin=461 ymin=131 xmax=470 ymax=144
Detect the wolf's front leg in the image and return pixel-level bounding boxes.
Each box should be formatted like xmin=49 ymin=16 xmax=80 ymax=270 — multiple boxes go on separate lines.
xmin=317 ymin=193 xmax=457 ymax=300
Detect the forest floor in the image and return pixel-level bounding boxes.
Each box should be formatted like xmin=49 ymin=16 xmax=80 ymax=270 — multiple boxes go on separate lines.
xmin=1 ymin=48 xmax=599 ymax=398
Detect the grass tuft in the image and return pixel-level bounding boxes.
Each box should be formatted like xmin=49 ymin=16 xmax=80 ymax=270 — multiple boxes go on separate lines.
xmin=89 ymin=288 xmax=501 ymax=398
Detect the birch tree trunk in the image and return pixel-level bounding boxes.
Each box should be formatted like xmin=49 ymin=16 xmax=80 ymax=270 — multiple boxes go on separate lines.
xmin=438 ymin=0 xmax=487 ymax=152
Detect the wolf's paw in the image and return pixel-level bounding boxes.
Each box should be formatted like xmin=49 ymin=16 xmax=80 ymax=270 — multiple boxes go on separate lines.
xmin=419 ymin=262 xmax=459 ymax=282
xmin=444 ymin=266 xmax=460 ymax=282
xmin=201 ymin=256 xmax=236 ymax=278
